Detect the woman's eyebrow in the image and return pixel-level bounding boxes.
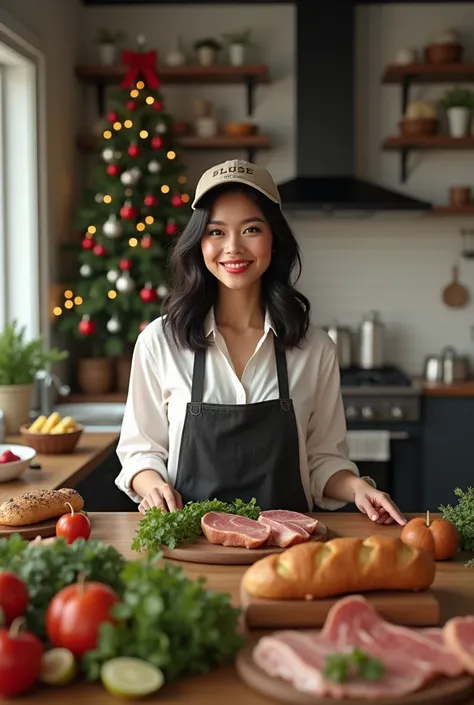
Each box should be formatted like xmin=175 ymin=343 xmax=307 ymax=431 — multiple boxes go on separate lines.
xmin=207 ymin=216 xmax=265 ymax=226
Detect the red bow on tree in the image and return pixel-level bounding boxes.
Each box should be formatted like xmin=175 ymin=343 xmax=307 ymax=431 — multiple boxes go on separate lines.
xmin=121 ymin=50 xmax=161 ymax=90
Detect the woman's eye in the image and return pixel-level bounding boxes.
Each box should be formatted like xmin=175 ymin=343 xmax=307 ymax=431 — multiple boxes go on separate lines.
xmin=244 ymin=226 xmax=261 ymax=234
xmin=207 ymin=229 xmax=223 ymax=237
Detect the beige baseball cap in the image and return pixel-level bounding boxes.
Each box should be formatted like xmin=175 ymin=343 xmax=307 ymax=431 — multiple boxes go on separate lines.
xmin=192 ymin=159 xmax=281 ymax=209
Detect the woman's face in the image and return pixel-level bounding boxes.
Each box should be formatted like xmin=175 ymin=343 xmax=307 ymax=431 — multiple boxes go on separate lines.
xmin=201 ymin=190 xmax=273 ymax=292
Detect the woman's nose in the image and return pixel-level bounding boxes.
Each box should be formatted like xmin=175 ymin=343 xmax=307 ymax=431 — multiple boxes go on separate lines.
xmin=224 ymin=233 xmax=243 ymax=254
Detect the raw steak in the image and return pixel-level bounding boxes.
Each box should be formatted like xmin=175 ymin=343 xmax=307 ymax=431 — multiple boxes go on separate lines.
xmin=444 ymin=616 xmax=474 ymax=675
xmin=253 ymin=630 xmax=428 ymax=699
xmin=258 ymin=516 xmax=310 ymax=548
xmin=201 ymin=512 xmax=270 ymax=549
xmin=259 ymin=510 xmax=318 ymax=535
xmin=321 ymin=595 xmax=464 ymax=678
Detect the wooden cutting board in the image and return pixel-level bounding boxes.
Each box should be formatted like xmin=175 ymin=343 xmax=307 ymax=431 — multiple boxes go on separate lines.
xmin=161 ymin=521 xmax=328 ymax=565
xmin=0 ymin=511 xmax=89 ymax=540
xmin=240 ymin=585 xmax=440 ymax=628
xmin=236 ymin=641 xmax=474 ymax=705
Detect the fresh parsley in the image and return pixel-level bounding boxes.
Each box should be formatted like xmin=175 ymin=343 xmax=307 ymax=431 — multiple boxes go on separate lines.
xmin=324 ymin=648 xmax=385 ymax=683
xmin=132 ymin=497 xmax=261 ymax=552
xmin=82 ymin=556 xmax=244 ymax=682
xmin=439 ymin=486 xmax=474 ymax=557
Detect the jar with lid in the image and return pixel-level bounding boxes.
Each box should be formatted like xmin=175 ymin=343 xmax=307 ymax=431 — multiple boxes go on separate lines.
xmin=358 ymin=311 xmax=384 ymax=369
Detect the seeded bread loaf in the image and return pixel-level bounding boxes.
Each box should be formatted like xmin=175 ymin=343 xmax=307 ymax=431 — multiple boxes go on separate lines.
xmin=0 ymin=488 xmax=84 ymax=526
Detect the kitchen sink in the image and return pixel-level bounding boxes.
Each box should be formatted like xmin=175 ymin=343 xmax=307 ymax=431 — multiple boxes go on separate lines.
xmin=54 ymin=403 xmax=125 ymax=432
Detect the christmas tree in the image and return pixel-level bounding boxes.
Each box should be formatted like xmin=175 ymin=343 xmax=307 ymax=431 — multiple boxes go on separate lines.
xmin=54 ymin=39 xmax=191 ymax=358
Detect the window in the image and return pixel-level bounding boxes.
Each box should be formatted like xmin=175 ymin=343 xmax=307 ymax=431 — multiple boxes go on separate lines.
xmin=0 ymin=15 xmax=47 ymax=342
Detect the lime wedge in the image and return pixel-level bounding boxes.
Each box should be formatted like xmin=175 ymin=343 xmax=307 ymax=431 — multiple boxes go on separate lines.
xmin=40 ymin=648 xmax=77 ymax=685
xmin=101 ymin=657 xmax=164 ymax=699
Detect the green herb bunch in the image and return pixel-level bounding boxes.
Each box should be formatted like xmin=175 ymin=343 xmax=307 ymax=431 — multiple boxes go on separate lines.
xmin=439 ymin=486 xmax=474 ymax=557
xmin=324 ymin=648 xmax=385 ymax=683
xmin=132 ymin=497 xmax=261 ymax=552
xmin=82 ymin=557 xmax=244 ymax=682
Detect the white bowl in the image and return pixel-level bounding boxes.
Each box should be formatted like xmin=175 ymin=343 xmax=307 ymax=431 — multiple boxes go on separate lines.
xmin=0 ymin=444 xmax=37 ymax=482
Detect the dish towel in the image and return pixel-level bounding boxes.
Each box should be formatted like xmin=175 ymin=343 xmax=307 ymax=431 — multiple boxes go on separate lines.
xmin=346 ymin=430 xmax=391 ymax=462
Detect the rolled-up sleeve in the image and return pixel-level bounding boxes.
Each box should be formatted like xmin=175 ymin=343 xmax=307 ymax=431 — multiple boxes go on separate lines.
xmin=307 ymin=344 xmax=359 ymax=510
xmin=115 ymin=334 xmax=170 ymax=503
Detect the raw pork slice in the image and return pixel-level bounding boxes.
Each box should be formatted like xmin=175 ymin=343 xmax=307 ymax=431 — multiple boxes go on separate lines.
xmin=258 ymin=516 xmax=310 ymax=548
xmin=259 ymin=510 xmax=318 ymax=535
xmin=444 ymin=616 xmax=474 ymax=675
xmin=253 ymin=630 xmax=428 ymax=699
xmin=321 ymin=595 xmax=464 ymax=678
xmin=201 ymin=512 xmax=270 ymax=549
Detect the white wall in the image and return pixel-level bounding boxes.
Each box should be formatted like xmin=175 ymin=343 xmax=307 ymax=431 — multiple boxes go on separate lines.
xmin=78 ymin=3 xmax=474 ymax=374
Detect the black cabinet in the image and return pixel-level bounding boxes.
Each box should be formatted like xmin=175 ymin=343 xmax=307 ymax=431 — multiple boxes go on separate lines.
xmin=75 ymin=450 xmax=139 ymax=512
xmin=422 ymin=397 xmax=474 ymax=512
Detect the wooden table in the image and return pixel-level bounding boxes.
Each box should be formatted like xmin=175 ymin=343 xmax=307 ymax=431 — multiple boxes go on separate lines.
xmin=4 ymin=513 xmax=474 ymax=704
xmin=0 ymin=433 xmax=118 ymax=504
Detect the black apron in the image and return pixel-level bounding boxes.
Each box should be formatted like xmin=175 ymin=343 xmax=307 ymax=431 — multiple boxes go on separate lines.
xmin=174 ymin=339 xmax=309 ymax=512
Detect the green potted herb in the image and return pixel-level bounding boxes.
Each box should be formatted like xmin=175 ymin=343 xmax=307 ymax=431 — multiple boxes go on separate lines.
xmin=0 ymin=320 xmax=68 ymax=434
xmin=441 ymin=87 xmax=474 ymax=137
xmin=95 ymin=27 xmax=127 ymax=66
xmin=222 ymin=29 xmax=253 ymax=66
xmin=194 ymin=38 xmax=222 ymax=67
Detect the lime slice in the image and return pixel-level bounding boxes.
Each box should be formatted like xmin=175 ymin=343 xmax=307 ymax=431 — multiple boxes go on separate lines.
xmin=101 ymin=657 xmax=164 ymax=699
xmin=40 ymin=648 xmax=77 ymax=685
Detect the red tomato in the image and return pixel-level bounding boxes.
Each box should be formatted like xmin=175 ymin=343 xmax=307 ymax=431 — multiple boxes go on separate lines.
xmin=0 ymin=619 xmax=44 ymax=697
xmin=56 ymin=501 xmax=91 ymax=544
xmin=46 ymin=580 xmax=120 ymax=657
xmin=0 ymin=572 xmax=28 ymax=625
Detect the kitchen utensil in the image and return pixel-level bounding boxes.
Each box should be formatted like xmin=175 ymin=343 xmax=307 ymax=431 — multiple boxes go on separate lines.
xmin=0 ymin=444 xmax=36 ymax=482
xmin=323 ymin=321 xmax=352 ymax=369
xmin=358 ymin=311 xmax=384 ymax=369
xmin=0 ymin=511 xmax=89 ymax=540
xmin=442 ymin=265 xmax=469 ymax=308
xmin=423 ymin=355 xmax=443 ymax=382
xmin=441 ymin=346 xmax=471 ymax=384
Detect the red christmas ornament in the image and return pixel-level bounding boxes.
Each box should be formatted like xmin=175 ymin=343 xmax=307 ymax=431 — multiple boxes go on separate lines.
xmin=126 ymin=100 xmax=137 ymax=111
xmin=139 ymin=321 xmax=149 ymax=332
xmin=128 ymin=143 xmax=141 ymax=158
xmin=106 ymin=111 xmax=118 ymax=123
xmin=151 ymin=136 xmax=163 ymax=149
xmin=141 ymin=235 xmax=152 ymax=249
xmin=152 ymin=101 xmax=163 ymax=111
xmin=119 ymin=259 xmax=132 ymax=271
xmin=78 ymin=316 xmax=97 ymax=336
xmin=144 ymin=194 xmax=158 ymax=207
xmin=171 ymin=194 xmax=183 ymax=207
xmin=120 ymin=203 xmax=138 ymax=220
xmin=93 ymin=244 xmax=107 ymax=257
xmin=140 ymin=285 xmax=157 ymax=303
xmin=106 ymin=164 xmax=120 ymax=177
xmin=165 ymin=221 xmax=179 ymax=236
xmin=82 ymin=237 xmax=95 ymax=250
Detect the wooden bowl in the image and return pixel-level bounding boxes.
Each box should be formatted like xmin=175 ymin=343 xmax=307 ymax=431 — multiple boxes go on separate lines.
xmin=399 ymin=118 xmax=438 ymax=136
xmin=424 ymin=43 xmax=463 ymax=64
xmin=223 ymin=122 xmax=258 ymax=137
xmin=19 ymin=424 xmax=84 ymax=454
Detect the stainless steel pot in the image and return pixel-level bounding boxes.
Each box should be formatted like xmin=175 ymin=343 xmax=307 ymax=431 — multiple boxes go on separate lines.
xmin=423 ymin=347 xmax=471 ymax=383
xmin=358 ymin=311 xmax=384 ymax=369
xmin=324 ymin=321 xmax=353 ymax=369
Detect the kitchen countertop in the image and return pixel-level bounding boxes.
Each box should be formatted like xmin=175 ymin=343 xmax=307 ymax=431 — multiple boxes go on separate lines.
xmin=420 ymin=379 xmax=474 ymax=397
xmin=5 ymin=512 xmax=473 ymax=705
xmin=0 ymin=432 xmax=119 ymax=504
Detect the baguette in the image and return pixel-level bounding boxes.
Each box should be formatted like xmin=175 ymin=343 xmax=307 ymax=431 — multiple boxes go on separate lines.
xmin=0 ymin=489 xmax=84 ymax=526
xmin=242 ymin=536 xmax=436 ymax=600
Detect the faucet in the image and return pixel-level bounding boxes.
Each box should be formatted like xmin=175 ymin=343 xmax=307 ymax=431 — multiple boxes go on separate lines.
xmin=31 ymin=370 xmax=71 ymax=419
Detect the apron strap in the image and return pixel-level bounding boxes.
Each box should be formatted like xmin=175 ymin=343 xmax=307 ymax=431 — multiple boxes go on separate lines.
xmin=274 ymin=341 xmax=290 ymax=400
xmin=191 ymin=349 xmax=206 ymax=403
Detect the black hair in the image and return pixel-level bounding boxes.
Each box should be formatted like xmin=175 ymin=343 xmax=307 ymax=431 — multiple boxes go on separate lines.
xmin=163 ymin=182 xmax=311 ymax=351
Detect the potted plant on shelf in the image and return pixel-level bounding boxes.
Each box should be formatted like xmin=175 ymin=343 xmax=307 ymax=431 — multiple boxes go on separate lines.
xmin=95 ymin=27 xmax=126 ymax=66
xmin=0 ymin=321 xmax=68 ymax=434
xmin=441 ymin=87 xmax=474 ymax=138
xmin=194 ymin=38 xmax=222 ymax=67
xmin=222 ymin=29 xmax=253 ymax=67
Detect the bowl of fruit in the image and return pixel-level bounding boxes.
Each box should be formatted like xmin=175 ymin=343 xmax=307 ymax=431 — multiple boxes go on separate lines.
xmin=0 ymin=444 xmax=37 ymax=481
xmin=20 ymin=412 xmax=83 ymax=454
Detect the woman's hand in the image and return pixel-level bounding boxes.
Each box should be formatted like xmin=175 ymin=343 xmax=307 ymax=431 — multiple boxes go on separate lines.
xmin=138 ymin=482 xmax=183 ymax=514
xmin=354 ymin=483 xmax=406 ymax=526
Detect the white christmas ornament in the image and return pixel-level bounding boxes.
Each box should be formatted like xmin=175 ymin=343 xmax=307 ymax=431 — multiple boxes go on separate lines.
xmin=103 ymin=214 xmax=123 ymax=238
xmin=148 ymin=160 xmax=161 ymax=174
xmin=95 ymin=193 xmax=104 ymax=204
xmin=106 ymin=316 xmax=121 ymax=333
xmin=155 ymin=121 xmax=167 ymax=134
xmin=80 ymin=264 xmax=92 ymax=277
xmin=120 ymin=170 xmax=135 ymax=186
xmin=102 ymin=148 xmax=115 ymax=162
xmin=116 ymin=271 xmax=135 ymax=293
xmin=157 ymin=285 xmax=169 ymax=298
xmin=107 ymin=269 xmax=120 ymax=283
xmin=130 ymin=166 xmax=141 ymax=179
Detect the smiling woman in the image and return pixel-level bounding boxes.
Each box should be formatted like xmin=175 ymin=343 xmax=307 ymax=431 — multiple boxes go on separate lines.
xmin=115 ymin=159 xmax=405 ymax=527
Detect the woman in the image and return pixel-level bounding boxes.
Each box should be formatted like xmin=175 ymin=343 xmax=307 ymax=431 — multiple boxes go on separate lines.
xmin=115 ymin=159 xmax=405 ymax=526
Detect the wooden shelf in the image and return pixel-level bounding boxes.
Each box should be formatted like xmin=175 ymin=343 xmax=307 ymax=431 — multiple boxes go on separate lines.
xmin=76 ymin=64 xmax=269 ymax=85
xmin=383 ymin=135 xmax=474 ymax=149
xmin=431 ymin=205 xmax=474 ymax=215
xmin=383 ymin=62 xmax=474 ymax=84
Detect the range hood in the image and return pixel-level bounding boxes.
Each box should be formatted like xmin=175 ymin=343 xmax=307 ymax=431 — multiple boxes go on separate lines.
xmin=278 ymin=2 xmax=431 ymax=213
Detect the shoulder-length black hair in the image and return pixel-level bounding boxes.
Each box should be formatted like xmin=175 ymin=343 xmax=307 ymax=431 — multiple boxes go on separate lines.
xmin=163 ymin=182 xmax=310 ymax=351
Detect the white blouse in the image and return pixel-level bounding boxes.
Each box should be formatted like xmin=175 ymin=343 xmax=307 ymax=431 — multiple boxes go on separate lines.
xmin=115 ymin=309 xmax=360 ymax=510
